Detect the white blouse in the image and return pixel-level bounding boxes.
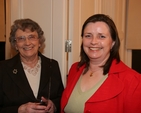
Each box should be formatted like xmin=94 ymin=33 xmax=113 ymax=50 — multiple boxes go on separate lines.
xmin=22 ymin=58 xmax=41 ymax=98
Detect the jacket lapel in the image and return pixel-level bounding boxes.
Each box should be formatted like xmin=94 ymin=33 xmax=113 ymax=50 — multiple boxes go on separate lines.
xmin=66 ymin=64 xmax=85 ymax=98
xmin=37 ymin=54 xmax=51 ymax=98
xmin=87 ymin=74 xmax=124 ymax=102
xmin=7 ymin=54 xmax=36 ymax=101
xmin=87 ymin=60 xmax=125 ymax=102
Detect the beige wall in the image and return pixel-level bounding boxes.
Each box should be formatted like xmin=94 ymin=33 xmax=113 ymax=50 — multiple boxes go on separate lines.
xmin=5 ymin=0 xmax=131 ymax=86
xmin=126 ymin=0 xmax=141 ymax=49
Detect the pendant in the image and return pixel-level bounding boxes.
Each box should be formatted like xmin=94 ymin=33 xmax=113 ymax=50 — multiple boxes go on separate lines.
xmin=90 ymin=72 xmax=93 ymax=77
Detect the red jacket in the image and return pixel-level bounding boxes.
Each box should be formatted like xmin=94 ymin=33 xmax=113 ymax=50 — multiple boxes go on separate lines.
xmin=61 ymin=60 xmax=141 ymax=113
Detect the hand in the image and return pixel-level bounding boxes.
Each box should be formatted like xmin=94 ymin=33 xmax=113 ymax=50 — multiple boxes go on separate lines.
xmin=18 ymin=102 xmax=47 ymax=113
xmin=41 ymin=97 xmax=56 ymax=113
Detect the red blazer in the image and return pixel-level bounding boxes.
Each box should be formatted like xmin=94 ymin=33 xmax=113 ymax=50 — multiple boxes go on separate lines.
xmin=61 ymin=60 xmax=141 ymax=113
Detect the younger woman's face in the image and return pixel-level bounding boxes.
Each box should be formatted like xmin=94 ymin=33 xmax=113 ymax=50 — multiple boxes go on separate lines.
xmin=82 ymin=22 xmax=115 ymax=63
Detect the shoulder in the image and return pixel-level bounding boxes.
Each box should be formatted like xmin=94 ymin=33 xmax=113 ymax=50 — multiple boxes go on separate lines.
xmin=0 ymin=54 xmax=20 ymax=67
xmin=110 ymin=60 xmax=141 ymax=84
xmin=69 ymin=62 xmax=80 ymax=72
xmin=67 ymin=62 xmax=85 ymax=77
xmin=110 ymin=60 xmax=139 ymax=75
xmin=69 ymin=62 xmax=86 ymax=72
xmin=119 ymin=61 xmax=140 ymax=80
xmin=70 ymin=62 xmax=79 ymax=68
xmin=39 ymin=53 xmax=59 ymax=66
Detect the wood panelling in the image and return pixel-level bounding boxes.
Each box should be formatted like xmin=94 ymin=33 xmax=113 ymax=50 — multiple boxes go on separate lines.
xmin=0 ymin=0 xmax=5 ymax=41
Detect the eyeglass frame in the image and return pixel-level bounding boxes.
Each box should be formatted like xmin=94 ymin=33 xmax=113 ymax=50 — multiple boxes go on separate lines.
xmin=14 ymin=34 xmax=39 ymax=43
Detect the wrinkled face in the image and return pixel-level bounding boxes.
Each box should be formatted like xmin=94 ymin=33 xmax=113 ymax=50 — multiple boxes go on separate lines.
xmin=15 ymin=29 xmax=40 ymax=59
xmin=82 ymin=22 xmax=115 ymax=63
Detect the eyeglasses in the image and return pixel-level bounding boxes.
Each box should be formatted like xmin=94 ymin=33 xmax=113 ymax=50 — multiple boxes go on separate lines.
xmin=15 ymin=35 xmax=39 ymax=43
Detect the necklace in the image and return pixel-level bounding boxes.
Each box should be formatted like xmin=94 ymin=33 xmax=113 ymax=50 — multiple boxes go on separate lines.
xmin=90 ymin=72 xmax=93 ymax=77
xmin=89 ymin=67 xmax=103 ymax=77
xmin=22 ymin=57 xmax=41 ymax=76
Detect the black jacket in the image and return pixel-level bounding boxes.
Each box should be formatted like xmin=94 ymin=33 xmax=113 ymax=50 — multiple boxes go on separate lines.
xmin=0 ymin=52 xmax=64 ymax=113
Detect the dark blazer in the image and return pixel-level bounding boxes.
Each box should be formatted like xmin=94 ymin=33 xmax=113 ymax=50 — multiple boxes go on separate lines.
xmin=0 ymin=52 xmax=64 ymax=113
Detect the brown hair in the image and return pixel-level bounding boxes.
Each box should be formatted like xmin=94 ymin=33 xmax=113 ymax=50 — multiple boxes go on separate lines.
xmin=78 ymin=14 xmax=120 ymax=75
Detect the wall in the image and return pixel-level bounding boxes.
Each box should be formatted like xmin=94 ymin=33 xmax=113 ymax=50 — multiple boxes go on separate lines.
xmin=6 ymin=0 xmax=68 ymax=85
xmin=5 ymin=0 xmax=130 ymax=86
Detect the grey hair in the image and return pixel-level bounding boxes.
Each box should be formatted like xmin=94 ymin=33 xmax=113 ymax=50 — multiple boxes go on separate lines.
xmin=9 ymin=18 xmax=45 ymax=50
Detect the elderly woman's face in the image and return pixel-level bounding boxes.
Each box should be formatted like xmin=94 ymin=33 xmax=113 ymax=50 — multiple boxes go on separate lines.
xmin=15 ymin=29 xmax=40 ymax=59
xmin=82 ymin=22 xmax=115 ymax=63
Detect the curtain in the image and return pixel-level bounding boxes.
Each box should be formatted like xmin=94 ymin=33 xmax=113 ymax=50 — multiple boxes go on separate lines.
xmin=126 ymin=0 xmax=141 ymax=49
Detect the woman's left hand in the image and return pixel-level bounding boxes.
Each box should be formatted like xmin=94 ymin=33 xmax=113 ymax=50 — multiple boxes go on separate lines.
xmin=41 ymin=97 xmax=56 ymax=113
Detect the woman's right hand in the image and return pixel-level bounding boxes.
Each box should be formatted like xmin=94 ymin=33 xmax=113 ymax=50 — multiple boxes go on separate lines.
xmin=18 ymin=102 xmax=47 ymax=113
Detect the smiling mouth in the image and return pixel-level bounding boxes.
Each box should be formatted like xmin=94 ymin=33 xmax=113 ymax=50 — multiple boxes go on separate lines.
xmin=89 ymin=47 xmax=102 ymax=51
xmin=23 ymin=46 xmax=33 ymax=50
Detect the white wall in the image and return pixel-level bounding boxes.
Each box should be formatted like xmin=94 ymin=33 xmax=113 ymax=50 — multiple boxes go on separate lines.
xmin=8 ymin=0 xmax=68 ymax=85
